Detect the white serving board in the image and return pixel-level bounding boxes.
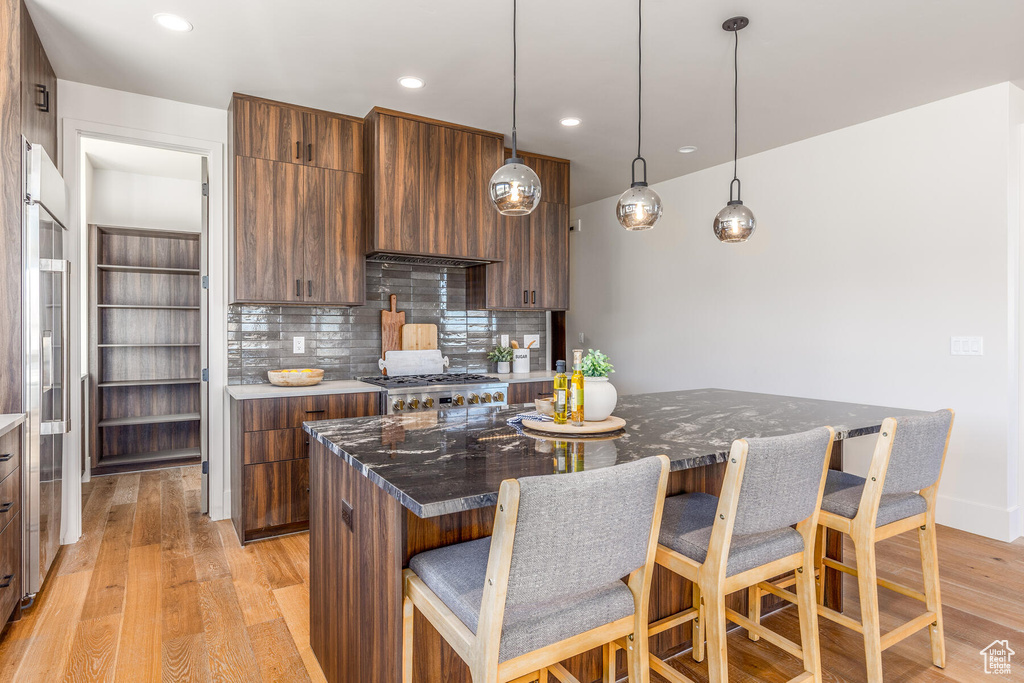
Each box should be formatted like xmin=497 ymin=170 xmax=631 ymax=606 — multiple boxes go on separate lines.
xmin=378 ymin=349 xmax=449 ymax=376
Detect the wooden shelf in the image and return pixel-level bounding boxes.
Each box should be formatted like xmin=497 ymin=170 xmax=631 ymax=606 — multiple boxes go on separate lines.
xmin=98 ymin=448 xmax=202 ymax=466
xmin=98 ymin=412 xmax=201 ymax=428
xmin=98 ymin=304 xmax=201 ymax=311
xmin=98 ymin=379 xmax=201 ymax=388
xmin=97 ymin=343 xmax=201 ymax=348
xmin=97 ymin=264 xmax=201 ymax=275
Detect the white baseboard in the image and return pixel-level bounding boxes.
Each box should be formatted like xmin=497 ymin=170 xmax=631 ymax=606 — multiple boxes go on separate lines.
xmin=936 ymin=494 xmax=1021 ymax=542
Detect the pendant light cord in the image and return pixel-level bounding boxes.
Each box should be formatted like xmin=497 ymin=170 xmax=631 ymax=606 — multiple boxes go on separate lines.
xmin=636 ymin=0 xmax=642 ymax=161
xmin=511 ymin=0 xmax=518 ymax=158
xmin=732 ymin=29 xmax=738 ymax=184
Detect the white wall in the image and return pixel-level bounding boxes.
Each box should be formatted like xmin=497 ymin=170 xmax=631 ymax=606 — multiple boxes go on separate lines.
xmin=57 ymin=80 xmax=232 ymax=534
xmin=569 ymin=82 xmax=1023 ymax=542
xmin=88 ymin=168 xmax=202 ymax=232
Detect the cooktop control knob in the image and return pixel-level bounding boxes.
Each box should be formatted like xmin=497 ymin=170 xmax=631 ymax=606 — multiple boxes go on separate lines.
xmin=494 ymin=391 xmax=505 ymax=402
xmin=468 ymin=394 xmax=480 ymax=404
xmin=453 ymin=395 xmax=465 ymax=406
xmin=409 ymin=398 xmax=420 ymax=409
xmin=424 ymin=397 xmax=434 ymax=408
xmin=481 ymin=393 xmax=492 ymax=403
xmin=393 ymin=399 xmax=405 ymax=411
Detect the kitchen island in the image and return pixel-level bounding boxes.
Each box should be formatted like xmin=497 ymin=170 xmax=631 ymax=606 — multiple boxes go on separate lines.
xmin=305 ymin=388 xmax=928 ymax=683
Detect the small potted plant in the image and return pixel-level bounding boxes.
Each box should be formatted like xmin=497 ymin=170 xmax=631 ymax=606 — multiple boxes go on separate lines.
xmin=581 ymin=349 xmax=617 ymax=421
xmin=487 ymin=345 xmax=514 ymax=374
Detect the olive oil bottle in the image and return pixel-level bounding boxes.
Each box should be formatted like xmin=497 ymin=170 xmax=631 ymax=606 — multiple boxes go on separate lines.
xmin=553 ymin=360 xmax=568 ymax=424
xmin=570 ymin=349 xmax=585 ymax=426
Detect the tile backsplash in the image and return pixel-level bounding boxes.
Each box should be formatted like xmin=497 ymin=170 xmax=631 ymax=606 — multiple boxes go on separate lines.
xmin=228 ymin=262 xmax=548 ymax=384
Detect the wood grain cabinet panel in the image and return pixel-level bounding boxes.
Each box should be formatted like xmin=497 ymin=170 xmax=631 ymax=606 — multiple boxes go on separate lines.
xmin=531 ymin=203 xmax=569 ymax=310
xmin=0 ymin=428 xmax=20 ymax=484
xmin=304 ymin=168 xmax=364 ymax=305
xmin=507 ymin=381 xmax=554 ymax=406
xmin=520 ymin=152 xmax=570 ymax=205
xmin=372 ymin=113 xmax=426 ymax=254
xmin=0 ymin=512 xmax=20 ymax=626
xmin=234 ymin=157 xmax=305 ymax=303
xmin=20 ymin=4 xmax=57 ymax=160
xmin=243 ymin=459 xmax=310 ymax=532
xmin=242 ymin=396 xmax=316 ymax=432
xmin=233 ymin=97 xmax=305 ymax=165
xmin=304 ymin=111 xmax=362 ymax=173
xmin=0 ymin=470 xmax=19 ymax=535
xmin=324 ymin=391 xmax=380 ymax=420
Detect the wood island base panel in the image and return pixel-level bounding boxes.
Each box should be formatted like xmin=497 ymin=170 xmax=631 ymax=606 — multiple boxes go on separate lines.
xmin=305 ymin=388 xmax=927 ymax=683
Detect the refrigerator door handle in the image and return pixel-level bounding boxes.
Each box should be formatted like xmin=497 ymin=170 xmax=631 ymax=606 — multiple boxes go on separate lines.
xmin=39 ymin=258 xmax=70 ymax=434
xmin=41 ymin=331 xmax=52 ymax=392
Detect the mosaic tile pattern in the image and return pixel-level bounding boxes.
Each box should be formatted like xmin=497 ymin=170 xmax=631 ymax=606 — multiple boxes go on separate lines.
xmin=228 ymin=262 xmax=548 ymax=384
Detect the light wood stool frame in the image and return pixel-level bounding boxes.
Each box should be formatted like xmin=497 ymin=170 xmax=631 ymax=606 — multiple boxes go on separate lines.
xmin=402 ymin=455 xmax=670 ymax=683
xmin=645 ymin=430 xmax=835 ymax=683
xmin=754 ymin=411 xmax=954 ymax=683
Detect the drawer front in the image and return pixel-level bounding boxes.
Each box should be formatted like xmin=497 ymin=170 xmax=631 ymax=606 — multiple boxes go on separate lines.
xmin=0 ymin=469 xmax=19 ymax=535
xmin=508 ymin=381 xmax=554 ymax=406
xmin=244 ymin=460 xmax=310 ymax=532
xmin=242 ymin=396 xmax=318 ymax=431
xmin=324 ymin=392 xmax=380 ymax=420
xmin=0 ymin=512 xmax=20 ymax=622
xmin=0 ymin=427 xmax=20 ymax=484
xmin=243 ymin=428 xmax=308 ymax=465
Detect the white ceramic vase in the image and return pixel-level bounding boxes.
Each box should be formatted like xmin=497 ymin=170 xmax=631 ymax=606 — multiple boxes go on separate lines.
xmin=583 ymin=376 xmax=617 ymax=421
xmin=497 ymin=361 xmax=511 ymax=374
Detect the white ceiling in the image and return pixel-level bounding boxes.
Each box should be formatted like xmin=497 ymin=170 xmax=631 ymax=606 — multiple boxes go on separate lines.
xmin=82 ymin=137 xmax=201 ymax=179
xmin=30 ymin=0 xmax=1024 ymax=205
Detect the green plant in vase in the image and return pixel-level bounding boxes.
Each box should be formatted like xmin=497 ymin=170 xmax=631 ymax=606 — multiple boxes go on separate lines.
xmin=581 ymin=349 xmax=614 ymax=378
xmin=580 ymin=349 xmax=617 ymax=420
xmin=487 ymin=346 xmax=514 ymax=373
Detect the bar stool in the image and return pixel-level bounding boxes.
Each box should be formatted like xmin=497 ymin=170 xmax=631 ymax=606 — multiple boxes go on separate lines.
xmin=755 ymin=409 xmax=954 ymax=682
xmin=402 ymin=455 xmax=670 ymax=683
xmin=647 ymin=427 xmax=836 ymax=683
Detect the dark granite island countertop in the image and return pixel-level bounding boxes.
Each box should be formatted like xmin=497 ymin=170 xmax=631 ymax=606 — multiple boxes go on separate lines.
xmin=303 ymin=387 xmax=930 ymax=519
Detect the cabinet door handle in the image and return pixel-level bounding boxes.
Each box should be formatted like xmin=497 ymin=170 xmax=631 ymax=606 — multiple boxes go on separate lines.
xmin=524 ymin=290 xmax=529 ymax=305
xmin=296 ymin=141 xmax=302 ymax=160
xmin=307 ymin=143 xmax=313 ymax=163
xmin=0 ymin=503 xmax=11 ymax=513
xmin=307 ymin=280 xmax=313 ymax=297
xmin=0 ymin=574 xmax=13 ymax=589
xmin=36 ymin=84 xmax=49 ymax=113
xmin=296 ymin=279 xmax=302 ymax=297
xmin=531 ymin=290 xmax=536 ymax=305
xmin=305 ymin=409 xmax=326 ymax=414
xmin=0 ymin=454 xmax=11 ymax=463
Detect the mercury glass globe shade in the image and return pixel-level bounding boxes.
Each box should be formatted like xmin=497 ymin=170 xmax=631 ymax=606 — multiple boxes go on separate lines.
xmin=713 ymin=201 xmax=756 ymax=243
xmin=489 ymin=160 xmax=542 ymax=216
xmin=616 ymin=184 xmax=663 ymax=231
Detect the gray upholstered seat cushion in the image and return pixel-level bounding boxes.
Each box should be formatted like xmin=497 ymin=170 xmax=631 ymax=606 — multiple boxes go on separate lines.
xmin=821 ymin=470 xmax=927 ymax=527
xmin=659 ymin=492 xmax=805 ymax=577
xmin=408 ymin=537 xmax=635 ymax=662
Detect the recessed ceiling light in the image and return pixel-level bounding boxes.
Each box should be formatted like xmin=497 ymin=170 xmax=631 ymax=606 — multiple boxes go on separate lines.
xmin=153 ymin=13 xmax=193 ymax=32
xmin=559 ymin=117 xmax=582 ymax=127
xmin=677 ymin=145 xmax=698 ymax=154
xmin=398 ymin=76 xmax=425 ymax=89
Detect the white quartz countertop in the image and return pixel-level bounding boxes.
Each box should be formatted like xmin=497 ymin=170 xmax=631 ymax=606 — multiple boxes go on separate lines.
xmin=489 ymin=371 xmax=557 ymax=384
xmin=0 ymin=414 xmax=25 ymax=437
xmin=227 ymin=380 xmax=383 ymax=400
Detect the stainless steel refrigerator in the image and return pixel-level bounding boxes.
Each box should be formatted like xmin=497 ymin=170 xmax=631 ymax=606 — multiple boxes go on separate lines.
xmin=22 ymin=137 xmax=69 ymax=598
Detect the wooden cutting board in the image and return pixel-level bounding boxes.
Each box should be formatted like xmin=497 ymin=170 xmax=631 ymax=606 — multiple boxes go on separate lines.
xmin=401 ymin=324 xmax=438 ymax=350
xmin=520 ymin=416 xmax=626 ymax=436
xmin=380 ymin=294 xmax=405 ymax=375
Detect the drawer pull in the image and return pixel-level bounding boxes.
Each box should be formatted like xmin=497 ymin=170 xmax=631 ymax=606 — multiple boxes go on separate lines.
xmin=305 ymin=410 xmax=325 ymax=414
xmin=0 ymin=574 xmax=13 ymax=589
xmin=0 ymin=503 xmax=12 ymax=513
xmin=0 ymin=454 xmax=11 ymax=462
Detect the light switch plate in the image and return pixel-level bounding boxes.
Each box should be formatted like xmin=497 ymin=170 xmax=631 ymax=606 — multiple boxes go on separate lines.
xmin=950 ymin=336 xmax=983 ymax=356
xmin=524 ymin=334 xmax=540 ymax=349
xmin=500 ymin=334 xmax=510 ymax=348
xmin=579 ymin=332 xmax=585 ymax=344
xmin=293 ymin=336 xmax=305 ymax=354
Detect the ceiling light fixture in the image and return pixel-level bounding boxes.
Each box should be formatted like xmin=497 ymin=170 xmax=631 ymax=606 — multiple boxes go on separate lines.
xmin=153 ymin=13 xmax=193 ymax=32
xmin=677 ymin=145 xmax=697 ymax=154
xmin=616 ymin=0 xmax=662 ymax=231
xmin=489 ymin=0 xmax=542 ymax=216
xmin=714 ymin=16 xmax=756 ymax=243
xmin=398 ymin=76 xmax=425 ymax=89
xmin=560 ymin=117 xmax=582 ymax=127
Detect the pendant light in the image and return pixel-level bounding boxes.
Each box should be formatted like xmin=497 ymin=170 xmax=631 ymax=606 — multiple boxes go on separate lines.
xmin=489 ymin=0 xmax=541 ymax=216
xmin=616 ymin=0 xmax=662 ymax=231
xmin=714 ymin=16 xmax=756 ymax=243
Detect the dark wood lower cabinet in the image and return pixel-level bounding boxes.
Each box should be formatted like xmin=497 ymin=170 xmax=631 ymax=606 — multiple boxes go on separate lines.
xmin=507 ymin=380 xmax=553 ymax=406
xmin=230 ymin=391 xmax=378 ymax=544
xmin=0 ymin=423 xmax=22 ymax=628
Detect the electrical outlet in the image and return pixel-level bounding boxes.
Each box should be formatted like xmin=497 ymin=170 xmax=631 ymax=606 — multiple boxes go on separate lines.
xmin=500 ymin=334 xmax=510 ymax=348
xmin=950 ymin=336 xmax=983 ymax=356
xmin=524 ymin=334 xmax=540 ymax=349
xmin=571 ymin=218 xmax=582 ymax=232
xmin=578 ymin=332 xmax=585 ymax=344
xmin=293 ymin=336 xmax=305 ymax=354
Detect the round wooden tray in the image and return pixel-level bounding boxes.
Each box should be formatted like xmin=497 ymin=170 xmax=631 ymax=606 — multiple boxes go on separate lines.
xmin=267 ymin=369 xmax=324 ymax=387
xmin=520 ymin=415 xmax=626 ymax=436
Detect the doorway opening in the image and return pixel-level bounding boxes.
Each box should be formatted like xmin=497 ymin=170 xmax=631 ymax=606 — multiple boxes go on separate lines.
xmin=80 ymin=138 xmax=209 ymax=492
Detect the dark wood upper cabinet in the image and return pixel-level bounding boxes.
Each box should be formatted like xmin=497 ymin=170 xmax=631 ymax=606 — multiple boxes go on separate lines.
xmin=519 ymin=151 xmax=570 ymax=206
xmin=234 ymin=97 xmax=306 ymax=165
xmin=531 ymin=203 xmax=569 ymax=310
xmin=231 ymin=94 xmax=365 ymax=305
xmin=234 ymin=156 xmax=305 ymax=303
xmin=365 ymin=108 xmax=503 ymax=261
xmin=20 ymin=4 xmax=57 ymax=161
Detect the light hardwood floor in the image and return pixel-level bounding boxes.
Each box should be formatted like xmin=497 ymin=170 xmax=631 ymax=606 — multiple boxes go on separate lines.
xmin=0 ymin=466 xmax=1020 ymax=682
